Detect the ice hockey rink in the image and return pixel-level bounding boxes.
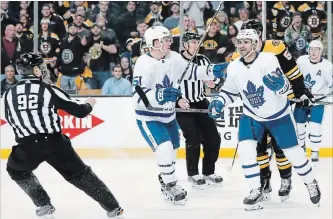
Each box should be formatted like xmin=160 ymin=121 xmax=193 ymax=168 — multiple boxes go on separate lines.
xmin=1 ymin=158 xmax=332 ymax=219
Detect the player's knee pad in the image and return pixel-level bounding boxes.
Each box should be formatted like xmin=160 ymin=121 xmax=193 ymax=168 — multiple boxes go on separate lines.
xmin=156 ymin=141 xmax=177 ymax=184
xmin=238 ymin=140 xmax=257 ymax=162
xmin=6 ymin=166 xmax=33 ymax=181
xmin=309 ymin=122 xmax=322 ymax=143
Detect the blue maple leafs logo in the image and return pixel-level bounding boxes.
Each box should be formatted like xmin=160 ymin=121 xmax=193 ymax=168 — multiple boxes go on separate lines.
xmin=155 ymin=75 xmax=173 ymax=90
xmin=243 ymin=81 xmax=265 ymax=108
xmin=304 ymin=74 xmax=316 ymax=91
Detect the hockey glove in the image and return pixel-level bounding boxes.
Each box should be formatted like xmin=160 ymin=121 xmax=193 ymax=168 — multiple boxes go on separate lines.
xmin=208 ymin=96 xmax=225 ymax=119
xmin=208 ymin=62 xmax=229 ymax=79
xmin=263 ymin=70 xmax=289 ymax=96
xmin=155 ymin=87 xmax=182 ymax=105
xmin=295 ymin=88 xmax=315 ymax=108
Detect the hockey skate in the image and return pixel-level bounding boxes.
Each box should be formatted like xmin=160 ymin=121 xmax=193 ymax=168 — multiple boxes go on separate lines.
xmin=107 ymin=207 xmax=124 ymax=217
xmin=161 ymin=182 xmax=188 ymax=205
xmin=188 ymin=175 xmax=206 ymax=189
xmin=243 ymin=187 xmax=264 ymax=211
xmin=158 ymin=174 xmax=187 ymax=204
xmin=305 ymin=179 xmax=321 ymax=206
xmin=203 ymin=174 xmax=223 ymax=186
xmin=279 ymin=177 xmax=292 ymax=202
xmin=311 ymin=151 xmax=319 ymax=163
xmin=261 ymin=178 xmax=272 ymax=201
xmin=36 ymin=204 xmax=55 ymax=218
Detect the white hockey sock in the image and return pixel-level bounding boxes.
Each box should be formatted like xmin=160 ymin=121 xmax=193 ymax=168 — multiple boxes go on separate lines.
xmin=296 ymin=123 xmax=306 ymax=147
xmin=282 ymin=146 xmax=314 ymax=184
xmin=238 ymin=140 xmax=261 ymax=190
xmin=309 ymin=122 xmax=322 ymax=152
xmin=156 ymin=141 xmax=177 ymax=184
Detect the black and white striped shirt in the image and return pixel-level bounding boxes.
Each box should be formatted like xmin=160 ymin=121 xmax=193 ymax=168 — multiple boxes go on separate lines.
xmin=180 ymin=53 xmax=211 ymax=103
xmin=3 ymin=76 xmax=92 ymax=143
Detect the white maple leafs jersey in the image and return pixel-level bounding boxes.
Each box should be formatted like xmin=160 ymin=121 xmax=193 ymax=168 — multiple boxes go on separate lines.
xmin=297 ymin=55 xmax=333 ymax=103
xmin=219 ymin=52 xmax=291 ymax=122
xmin=133 ymin=51 xmax=215 ymax=123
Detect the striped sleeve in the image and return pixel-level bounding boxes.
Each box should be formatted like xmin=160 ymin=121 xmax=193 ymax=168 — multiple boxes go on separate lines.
xmin=50 ymin=85 xmax=92 ymax=118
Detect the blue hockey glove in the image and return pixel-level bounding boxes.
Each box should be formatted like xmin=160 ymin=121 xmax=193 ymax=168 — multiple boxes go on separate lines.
xmin=208 ymin=62 xmax=229 ymax=79
xmin=155 ymin=87 xmax=182 ymax=105
xmin=263 ymin=69 xmax=289 ymax=95
xmin=208 ymin=96 xmax=225 ymax=119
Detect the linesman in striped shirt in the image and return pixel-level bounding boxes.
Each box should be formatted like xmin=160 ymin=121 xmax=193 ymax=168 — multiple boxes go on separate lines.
xmin=176 ymin=32 xmax=223 ymax=188
xmin=2 ymin=53 xmax=123 ymax=218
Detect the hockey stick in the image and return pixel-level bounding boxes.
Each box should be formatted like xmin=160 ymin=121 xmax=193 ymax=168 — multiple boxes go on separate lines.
xmin=177 ymin=2 xmax=224 ymax=86
xmin=313 ymin=93 xmax=333 ymax=97
xmin=289 ymin=98 xmax=333 ymax=105
xmin=226 ymin=142 xmax=239 ymax=172
xmin=135 ymin=85 xmax=210 ymax=113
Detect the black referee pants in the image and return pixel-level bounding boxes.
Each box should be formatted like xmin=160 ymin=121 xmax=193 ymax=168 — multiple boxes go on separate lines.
xmin=6 ymin=133 xmax=120 ymax=211
xmin=176 ymin=99 xmax=221 ymax=176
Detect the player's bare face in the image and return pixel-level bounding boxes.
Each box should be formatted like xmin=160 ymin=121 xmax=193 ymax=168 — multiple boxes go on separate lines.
xmin=309 ymin=47 xmax=321 ymax=61
xmin=237 ymin=39 xmax=253 ymax=57
xmin=187 ymin=39 xmax=199 ymax=54
xmin=161 ymin=36 xmax=172 ymax=55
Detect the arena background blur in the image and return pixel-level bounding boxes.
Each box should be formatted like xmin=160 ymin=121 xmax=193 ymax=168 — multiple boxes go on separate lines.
xmin=1 ymin=1 xmax=332 ymax=96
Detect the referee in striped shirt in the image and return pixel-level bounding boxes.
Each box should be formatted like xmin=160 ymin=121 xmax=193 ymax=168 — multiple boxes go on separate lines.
xmin=3 ymin=53 xmax=123 ymax=217
xmin=176 ymin=32 xmax=223 ymax=187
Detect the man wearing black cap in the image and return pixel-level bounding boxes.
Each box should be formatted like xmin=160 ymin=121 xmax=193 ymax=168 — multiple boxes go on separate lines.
xmin=56 ymin=23 xmax=88 ymax=90
xmin=176 ymin=32 xmax=223 ymax=188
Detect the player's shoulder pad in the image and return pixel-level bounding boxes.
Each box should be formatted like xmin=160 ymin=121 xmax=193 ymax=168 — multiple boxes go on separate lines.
xmin=230 ymin=51 xmax=240 ymax=62
xmin=298 ymin=3 xmax=310 ymax=12
xmin=263 ymin=40 xmax=286 ymax=55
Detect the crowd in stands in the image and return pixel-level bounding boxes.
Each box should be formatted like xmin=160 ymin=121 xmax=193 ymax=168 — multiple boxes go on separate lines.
xmin=1 ymin=1 xmax=329 ymax=96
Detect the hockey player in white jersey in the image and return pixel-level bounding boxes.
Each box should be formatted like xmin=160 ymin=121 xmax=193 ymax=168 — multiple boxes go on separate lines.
xmin=208 ymin=29 xmax=321 ymax=210
xmin=294 ymin=40 xmax=333 ymax=162
xmin=132 ymin=26 xmax=228 ymax=205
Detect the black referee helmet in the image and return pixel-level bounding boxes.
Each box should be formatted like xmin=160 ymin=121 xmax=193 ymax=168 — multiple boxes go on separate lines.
xmin=182 ymin=32 xmax=201 ymax=43
xmin=16 ymin=52 xmax=47 ymax=77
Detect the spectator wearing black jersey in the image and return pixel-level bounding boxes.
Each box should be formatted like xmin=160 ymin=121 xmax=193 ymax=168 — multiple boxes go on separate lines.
xmin=15 ymin=22 xmax=33 ymax=52
xmin=38 ymin=18 xmax=60 ymax=83
xmin=130 ymin=20 xmax=148 ymax=65
xmin=86 ymin=23 xmax=118 ymax=89
xmin=57 ymin=23 xmax=88 ymax=90
xmin=40 ymin=4 xmax=66 ymax=39
xmin=199 ymin=18 xmax=228 ymax=63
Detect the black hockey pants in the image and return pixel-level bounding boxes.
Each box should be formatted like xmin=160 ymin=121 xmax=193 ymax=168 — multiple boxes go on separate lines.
xmin=176 ymin=99 xmax=221 ymax=176
xmin=6 ymin=133 xmax=120 ymax=211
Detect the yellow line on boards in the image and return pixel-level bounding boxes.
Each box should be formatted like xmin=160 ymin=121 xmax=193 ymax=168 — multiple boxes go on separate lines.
xmin=0 ymin=148 xmax=332 ymax=159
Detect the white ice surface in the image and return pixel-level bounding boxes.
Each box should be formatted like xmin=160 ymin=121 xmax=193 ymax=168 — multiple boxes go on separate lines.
xmin=1 ymin=158 xmax=332 ymax=219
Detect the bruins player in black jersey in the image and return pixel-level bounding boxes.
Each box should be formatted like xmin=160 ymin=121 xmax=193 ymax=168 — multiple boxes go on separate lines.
xmin=231 ymin=19 xmax=314 ymax=202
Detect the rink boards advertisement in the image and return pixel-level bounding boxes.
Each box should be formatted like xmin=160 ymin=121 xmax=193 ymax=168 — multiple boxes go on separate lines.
xmin=1 ymin=97 xmax=332 ymax=159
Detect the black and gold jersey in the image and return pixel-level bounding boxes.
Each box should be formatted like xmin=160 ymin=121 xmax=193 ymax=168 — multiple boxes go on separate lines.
xmin=270 ymin=2 xmax=295 ymax=39
xmin=230 ymin=40 xmax=306 ymax=99
xmin=297 ymin=2 xmax=327 ymax=39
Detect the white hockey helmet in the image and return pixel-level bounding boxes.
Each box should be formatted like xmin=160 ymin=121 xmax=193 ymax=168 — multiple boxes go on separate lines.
xmin=144 ymin=26 xmax=171 ymax=49
xmin=308 ymin=40 xmax=323 ymax=61
xmin=309 ymin=40 xmax=323 ymax=50
xmin=236 ymin=29 xmax=259 ymax=58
